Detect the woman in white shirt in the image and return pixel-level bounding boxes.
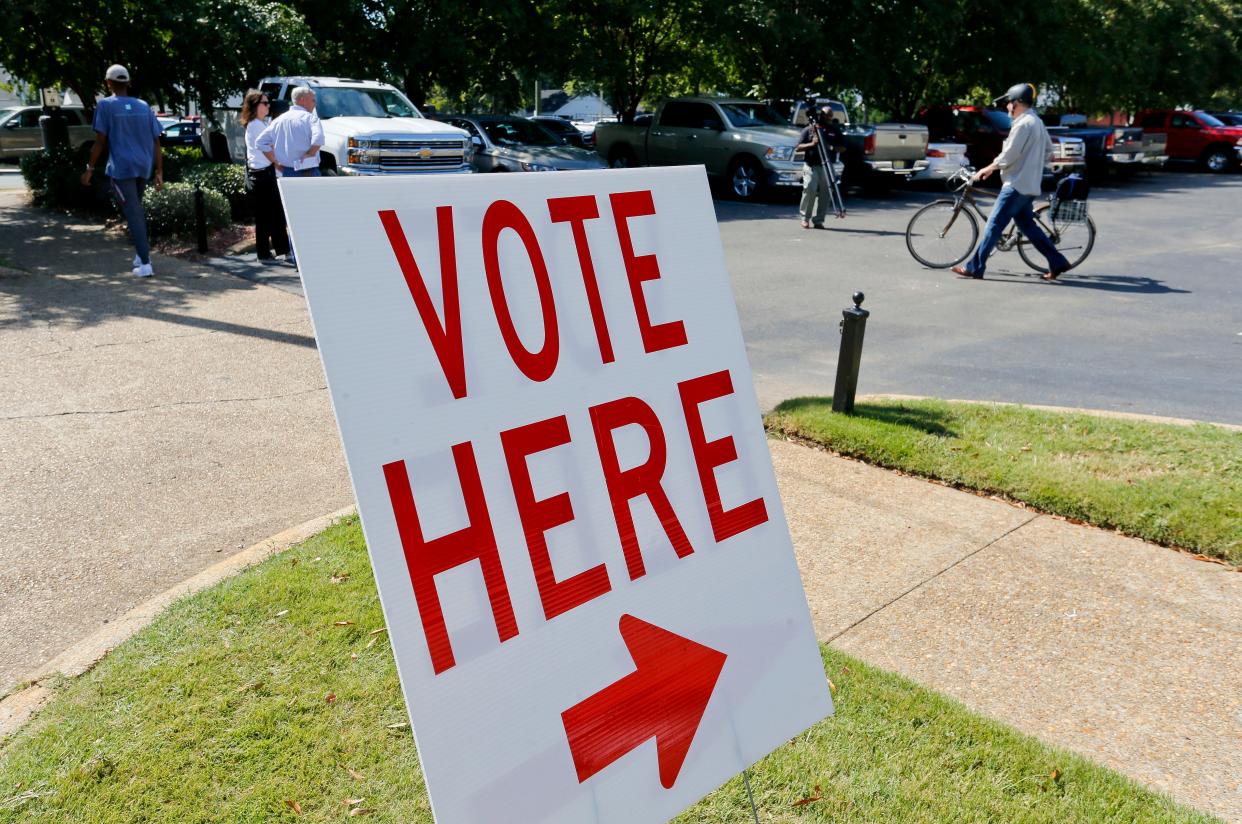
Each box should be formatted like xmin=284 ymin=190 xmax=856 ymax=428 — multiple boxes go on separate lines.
xmin=241 ymin=90 xmax=289 ymax=262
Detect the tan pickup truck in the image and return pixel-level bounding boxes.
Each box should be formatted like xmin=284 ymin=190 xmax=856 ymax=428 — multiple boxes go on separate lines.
xmin=790 ymin=98 xmax=929 ymax=185
xmin=593 ymin=98 xmax=804 ymax=200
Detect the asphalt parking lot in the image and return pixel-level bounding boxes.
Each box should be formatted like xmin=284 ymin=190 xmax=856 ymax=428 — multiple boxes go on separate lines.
xmin=716 ymin=169 xmax=1242 ymax=424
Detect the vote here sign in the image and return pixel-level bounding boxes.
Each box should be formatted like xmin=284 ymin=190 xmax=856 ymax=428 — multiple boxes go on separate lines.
xmin=280 ymin=166 xmax=832 ymax=824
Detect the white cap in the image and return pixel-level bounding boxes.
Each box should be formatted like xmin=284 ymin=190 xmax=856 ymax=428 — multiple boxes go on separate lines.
xmin=105 ymin=64 xmax=130 ymax=83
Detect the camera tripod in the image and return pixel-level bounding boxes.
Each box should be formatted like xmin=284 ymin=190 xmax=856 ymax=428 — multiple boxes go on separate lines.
xmin=812 ymin=123 xmax=846 ymax=219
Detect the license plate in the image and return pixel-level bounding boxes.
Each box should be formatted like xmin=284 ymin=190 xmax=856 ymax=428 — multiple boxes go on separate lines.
xmin=893 ymin=160 xmax=908 ymax=169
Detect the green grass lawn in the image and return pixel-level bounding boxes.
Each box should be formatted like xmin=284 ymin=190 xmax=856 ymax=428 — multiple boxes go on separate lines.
xmin=766 ymin=397 xmax=1242 ymax=566
xmin=0 ymin=517 xmax=1216 ymax=823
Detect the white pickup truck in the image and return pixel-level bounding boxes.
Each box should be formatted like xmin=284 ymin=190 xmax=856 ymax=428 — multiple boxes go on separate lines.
xmin=204 ymin=76 xmax=472 ymax=176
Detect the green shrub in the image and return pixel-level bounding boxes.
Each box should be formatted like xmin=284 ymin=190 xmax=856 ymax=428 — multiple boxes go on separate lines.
xmin=162 ymin=146 xmax=206 ymax=183
xmin=142 ymin=182 xmax=230 ymax=239
xmin=19 ymin=143 xmax=110 ymax=211
xmin=180 ymin=162 xmax=250 ymax=221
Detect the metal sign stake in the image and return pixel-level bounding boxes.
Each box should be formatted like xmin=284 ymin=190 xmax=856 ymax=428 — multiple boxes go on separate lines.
xmin=742 ymin=768 xmax=760 ymax=823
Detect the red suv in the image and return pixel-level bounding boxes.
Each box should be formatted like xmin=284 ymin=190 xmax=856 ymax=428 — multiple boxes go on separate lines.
xmin=1134 ymin=110 xmax=1242 ymax=172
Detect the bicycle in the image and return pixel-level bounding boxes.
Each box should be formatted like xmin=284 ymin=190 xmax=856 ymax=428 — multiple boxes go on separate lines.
xmin=904 ymin=167 xmax=1096 ymax=272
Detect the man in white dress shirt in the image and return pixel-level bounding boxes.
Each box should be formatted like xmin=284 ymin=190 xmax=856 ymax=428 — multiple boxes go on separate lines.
xmin=256 ymin=86 xmax=324 ymax=178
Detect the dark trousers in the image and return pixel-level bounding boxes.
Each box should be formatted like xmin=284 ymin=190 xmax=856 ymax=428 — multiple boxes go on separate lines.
xmin=248 ymin=166 xmax=288 ymax=258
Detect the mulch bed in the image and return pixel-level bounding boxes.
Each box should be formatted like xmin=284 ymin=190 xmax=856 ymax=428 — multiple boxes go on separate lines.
xmin=103 ymin=217 xmax=255 ymax=260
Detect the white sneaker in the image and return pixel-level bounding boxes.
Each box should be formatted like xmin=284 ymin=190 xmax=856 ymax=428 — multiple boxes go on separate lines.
xmin=132 ymin=263 xmax=154 ymax=278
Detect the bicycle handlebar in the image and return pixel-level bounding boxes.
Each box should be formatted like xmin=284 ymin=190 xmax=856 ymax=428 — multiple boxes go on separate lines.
xmin=948 ymin=166 xmax=977 ymax=191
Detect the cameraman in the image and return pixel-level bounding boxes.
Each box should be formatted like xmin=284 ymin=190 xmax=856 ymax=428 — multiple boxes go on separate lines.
xmin=795 ymin=106 xmax=845 ymax=228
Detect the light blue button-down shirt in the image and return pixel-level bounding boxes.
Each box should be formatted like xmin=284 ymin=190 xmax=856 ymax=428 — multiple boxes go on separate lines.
xmin=255 ymin=104 xmax=324 ymax=171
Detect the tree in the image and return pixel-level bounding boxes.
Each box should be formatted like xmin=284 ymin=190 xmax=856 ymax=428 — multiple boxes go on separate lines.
xmin=553 ymin=0 xmax=736 ymax=122
xmin=0 ymin=0 xmax=315 ymax=115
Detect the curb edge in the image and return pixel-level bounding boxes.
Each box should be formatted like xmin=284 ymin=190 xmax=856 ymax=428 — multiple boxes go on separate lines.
xmin=0 ymin=505 xmax=357 ymax=741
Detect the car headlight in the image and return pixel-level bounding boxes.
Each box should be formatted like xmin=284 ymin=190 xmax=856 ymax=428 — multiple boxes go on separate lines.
xmin=347 ymin=149 xmax=375 ymax=165
xmin=765 ymin=146 xmax=794 ymax=162
xmin=521 ymin=161 xmax=556 ymax=172
xmin=347 ymin=138 xmax=376 ymax=149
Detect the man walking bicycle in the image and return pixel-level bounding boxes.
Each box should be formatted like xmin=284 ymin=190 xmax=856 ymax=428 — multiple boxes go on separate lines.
xmin=952 ymin=83 xmax=1070 ymax=281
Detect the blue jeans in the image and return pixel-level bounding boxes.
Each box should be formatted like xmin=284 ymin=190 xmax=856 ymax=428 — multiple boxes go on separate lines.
xmin=279 ymin=166 xmax=321 ymax=178
xmin=966 ymin=186 xmax=1069 ymax=276
xmin=108 ymin=177 xmax=150 ymax=265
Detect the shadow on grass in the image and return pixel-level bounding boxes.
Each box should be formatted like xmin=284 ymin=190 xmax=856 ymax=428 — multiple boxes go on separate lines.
xmin=774 ymin=396 xmax=958 ymax=437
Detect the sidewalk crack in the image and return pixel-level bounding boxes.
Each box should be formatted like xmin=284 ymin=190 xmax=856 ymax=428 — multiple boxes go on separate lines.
xmin=0 ymin=386 xmax=328 ymax=421
xmin=825 ymin=513 xmax=1042 ymax=644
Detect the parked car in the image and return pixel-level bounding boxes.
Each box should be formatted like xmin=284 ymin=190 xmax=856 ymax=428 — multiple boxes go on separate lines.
xmin=204 ymin=76 xmax=472 ymax=176
xmin=594 ymin=98 xmax=804 ymax=199
xmin=0 ymin=105 xmax=95 ymax=160
xmin=909 ymin=106 xmax=1086 ymax=183
xmin=1208 ymin=112 xmax=1242 ymax=127
xmin=1040 ymin=113 xmax=1148 ymax=175
xmin=570 ymin=120 xmax=598 ymax=147
xmin=158 ymin=120 xmax=202 ymax=148
xmin=437 ymin=114 xmax=606 ymax=173
xmin=789 ymin=98 xmax=929 ymax=185
xmin=531 ymin=115 xmax=589 ymax=149
xmin=909 ymin=142 xmax=969 ymax=183
xmin=1133 ymin=109 xmax=1242 ymax=172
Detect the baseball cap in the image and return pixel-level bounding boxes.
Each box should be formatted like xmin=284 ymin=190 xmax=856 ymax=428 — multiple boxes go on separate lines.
xmin=105 ymin=64 xmax=130 ymax=83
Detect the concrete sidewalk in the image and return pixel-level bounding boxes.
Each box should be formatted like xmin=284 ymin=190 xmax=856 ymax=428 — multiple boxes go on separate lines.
xmin=774 ymin=441 xmax=1240 ymax=822
xmin=0 ymin=191 xmax=352 ymax=695
xmin=1 ymin=192 xmax=1237 ymax=821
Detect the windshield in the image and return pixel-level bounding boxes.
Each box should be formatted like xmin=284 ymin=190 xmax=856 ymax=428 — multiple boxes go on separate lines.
xmin=0 ymin=107 xmax=18 ymax=124
xmin=482 ymin=119 xmax=559 ymax=147
xmin=536 ymin=119 xmax=575 ymax=137
xmin=314 ymin=87 xmax=421 ymax=120
xmin=1195 ymin=111 xmax=1226 ymax=127
xmin=984 ymin=110 xmax=1013 ymax=131
xmin=720 ymin=103 xmax=789 ymax=128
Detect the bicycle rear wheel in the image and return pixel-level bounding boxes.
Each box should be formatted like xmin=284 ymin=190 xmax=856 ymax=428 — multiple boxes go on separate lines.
xmin=906 ymin=199 xmax=979 ymax=269
xmin=1017 ymin=201 xmax=1096 ymax=272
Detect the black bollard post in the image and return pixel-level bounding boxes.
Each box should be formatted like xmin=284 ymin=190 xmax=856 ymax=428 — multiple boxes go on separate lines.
xmin=38 ymin=111 xmax=69 ymax=152
xmin=194 ymin=185 xmax=208 ymax=253
xmin=832 ymin=291 xmax=869 ymax=413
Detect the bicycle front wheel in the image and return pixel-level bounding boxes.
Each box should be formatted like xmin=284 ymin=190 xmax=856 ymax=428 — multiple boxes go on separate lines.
xmin=1017 ymin=201 xmax=1096 ymax=272
xmin=906 ymin=199 xmax=979 ymax=269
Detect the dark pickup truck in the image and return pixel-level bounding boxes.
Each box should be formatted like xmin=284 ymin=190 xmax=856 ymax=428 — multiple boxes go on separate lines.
xmin=908 ymin=106 xmax=1085 ymax=182
xmin=1040 ymin=114 xmax=1151 ymax=175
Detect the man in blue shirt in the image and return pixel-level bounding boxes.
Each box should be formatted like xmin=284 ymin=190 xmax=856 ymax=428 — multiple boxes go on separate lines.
xmin=81 ymin=64 xmax=164 ymax=277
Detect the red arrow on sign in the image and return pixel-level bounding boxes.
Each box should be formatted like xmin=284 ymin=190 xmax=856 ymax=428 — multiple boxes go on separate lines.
xmin=561 ymin=614 xmax=727 ymax=789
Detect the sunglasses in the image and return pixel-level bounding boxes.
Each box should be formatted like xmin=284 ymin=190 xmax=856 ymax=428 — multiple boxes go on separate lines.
xmin=259 ymin=99 xmax=270 ymax=105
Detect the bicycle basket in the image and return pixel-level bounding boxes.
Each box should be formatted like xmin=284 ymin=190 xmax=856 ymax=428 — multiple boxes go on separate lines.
xmin=1051 ymin=198 xmax=1089 ymax=223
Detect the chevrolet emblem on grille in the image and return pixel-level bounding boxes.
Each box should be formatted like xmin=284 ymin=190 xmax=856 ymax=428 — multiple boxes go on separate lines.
xmin=419 ymin=147 xmax=433 ymax=159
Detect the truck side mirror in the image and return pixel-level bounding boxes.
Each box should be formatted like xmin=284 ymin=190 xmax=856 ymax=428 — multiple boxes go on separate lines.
xmin=703 ymin=119 xmax=724 ymax=131
xmin=471 ymin=135 xmax=483 ymax=147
